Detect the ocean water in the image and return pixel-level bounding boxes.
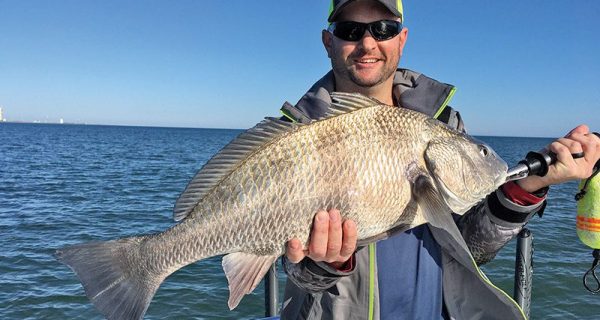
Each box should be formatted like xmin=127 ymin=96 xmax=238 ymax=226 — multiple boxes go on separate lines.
xmin=1 ymin=122 xmax=598 ymax=319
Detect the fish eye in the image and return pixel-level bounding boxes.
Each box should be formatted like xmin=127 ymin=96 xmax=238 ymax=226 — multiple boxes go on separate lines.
xmin=479 ymin=145 xmax=489 ymax=157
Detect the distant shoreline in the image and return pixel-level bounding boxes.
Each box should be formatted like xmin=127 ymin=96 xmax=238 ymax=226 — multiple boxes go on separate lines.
xmin=1 ymin=120 xmax=85 ymax=125
xmin=0 ymin=120 xmax=244 ymax=132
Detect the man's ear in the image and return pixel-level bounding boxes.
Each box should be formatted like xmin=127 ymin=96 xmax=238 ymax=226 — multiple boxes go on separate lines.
xmin=398 ymin=28 xmax=408 ymax=56
xmin=322 ymin=29 xmax=333 ymax=58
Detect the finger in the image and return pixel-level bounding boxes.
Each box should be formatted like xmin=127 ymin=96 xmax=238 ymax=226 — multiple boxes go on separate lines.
xmin=565 ymin=124 xmax=589 ymax=137
xmin=571 ymin=152 xmax=585 ymax=159
xmin=557 ymin=138 xmax=585 ymax=164
xmin=549 ymin=140 xmax=577 ymax=164
xmin=589 ymin=132 xmax=600 ymax=164
xmin=286 ymin=238 xmax=306 ymax=263
xmin=584 ymin=132 xmax=600 ymax=161
xmin=308 ymin=210 xmax=330 ymax=260
xmin=569 ymin=132 xmax=599 ymax=163
xmin=557 ymin=133 xmax=584 ymax=154
xmin=580 ymin=132 xmax=600 ymax=176
xmin=549 ymin=139 xmax=591 ymax=179
xmin=339 ymin=219 xmax=358 ymax=260
xmin=325 ymin=209 xmax=343 ymax=262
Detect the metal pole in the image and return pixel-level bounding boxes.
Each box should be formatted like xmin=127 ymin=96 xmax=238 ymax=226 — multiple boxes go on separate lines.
xmin=265 ymin=262 xmax=278 ymax=317
xmin=514 ymin=228 xmax=533 ymax=319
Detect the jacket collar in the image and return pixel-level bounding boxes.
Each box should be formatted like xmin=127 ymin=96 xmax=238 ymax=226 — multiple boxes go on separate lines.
xmin=288 ymin=68 xmax=455 ymax=123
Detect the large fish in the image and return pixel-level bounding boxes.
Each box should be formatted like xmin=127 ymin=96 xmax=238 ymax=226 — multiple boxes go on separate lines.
xmin=55 ymin=92 xmax=508 ymax=319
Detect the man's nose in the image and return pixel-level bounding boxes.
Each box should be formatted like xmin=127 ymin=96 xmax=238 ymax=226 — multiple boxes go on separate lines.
xmin=357 ymin=30 xmax=377 ymax=51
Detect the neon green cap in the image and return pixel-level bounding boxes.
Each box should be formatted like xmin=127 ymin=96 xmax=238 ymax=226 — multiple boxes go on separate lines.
xmin=328 ymin=0 xmax=403 ymax=22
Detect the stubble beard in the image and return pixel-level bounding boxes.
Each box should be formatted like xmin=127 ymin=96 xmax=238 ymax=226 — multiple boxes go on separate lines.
xmin=331 ymin=54 xmax=397 ymax=88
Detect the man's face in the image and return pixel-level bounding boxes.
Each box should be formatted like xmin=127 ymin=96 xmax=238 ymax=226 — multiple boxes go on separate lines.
xmin=323 ymin=0 xmax=408 ymax=89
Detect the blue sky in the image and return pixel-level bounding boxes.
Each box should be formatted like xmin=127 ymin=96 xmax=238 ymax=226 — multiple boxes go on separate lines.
xmin=1 ymin=0 xmax=598 ymax=137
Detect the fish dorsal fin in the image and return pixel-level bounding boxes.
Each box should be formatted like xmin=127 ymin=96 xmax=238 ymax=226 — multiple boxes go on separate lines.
xmin=173 ymin=117 xmax=300 ymax=221
xmin=173 ymin=92 xmax=380 ymax=221
xmin=323 ymin=92 xmax=383 ymax=120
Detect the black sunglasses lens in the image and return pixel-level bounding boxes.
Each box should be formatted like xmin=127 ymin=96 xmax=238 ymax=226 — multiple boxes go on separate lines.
xmin=332 ymin=21 xmax=401 ymax=41
xmin=333 ymin=22 xmax=366 ymax=41
xmin=370 ymin=21 xmax=401 ymax=40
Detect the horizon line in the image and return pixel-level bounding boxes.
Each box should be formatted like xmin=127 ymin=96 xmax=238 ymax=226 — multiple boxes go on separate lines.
xmin=1 ymin=120 xmax=558 ymax=139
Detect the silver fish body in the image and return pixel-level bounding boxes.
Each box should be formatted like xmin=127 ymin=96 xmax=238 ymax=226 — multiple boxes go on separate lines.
xmin=55 ymin=93 xmax=507 ymax=319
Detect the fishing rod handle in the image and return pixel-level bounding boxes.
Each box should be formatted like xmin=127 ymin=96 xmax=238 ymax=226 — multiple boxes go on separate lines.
xmin=522 ymin=131 xmax=599 ymax=177
xmin=519 ymin=151 xmax=557 ymax=177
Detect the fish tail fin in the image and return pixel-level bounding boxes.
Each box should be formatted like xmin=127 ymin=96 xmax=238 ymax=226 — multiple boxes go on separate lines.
xmin=55 ymin=237 xmax=163 ymax=320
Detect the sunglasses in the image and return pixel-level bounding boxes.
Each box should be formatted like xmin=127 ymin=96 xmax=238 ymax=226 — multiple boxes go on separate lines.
xmin=328 ymin=20 xmax=402 ymax=42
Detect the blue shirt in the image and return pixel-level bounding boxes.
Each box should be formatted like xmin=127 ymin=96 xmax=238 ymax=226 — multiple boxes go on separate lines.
xmin=376 ymin=225 xmax=444 ymax=319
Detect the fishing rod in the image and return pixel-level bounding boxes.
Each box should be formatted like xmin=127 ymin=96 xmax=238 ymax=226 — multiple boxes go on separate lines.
xmin=506 ymin=132 xmax=600 ymax=294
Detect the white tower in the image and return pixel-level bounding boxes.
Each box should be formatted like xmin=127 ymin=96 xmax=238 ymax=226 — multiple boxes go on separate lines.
xmin=0 ymin=107 xmax=4 ymax=122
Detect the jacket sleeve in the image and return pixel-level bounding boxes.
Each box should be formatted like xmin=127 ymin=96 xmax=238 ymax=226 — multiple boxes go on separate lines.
xmin=282 ymin=253 xmax=357 ymax=293
xmin=457 ymin=189 xmax=545 ymax=265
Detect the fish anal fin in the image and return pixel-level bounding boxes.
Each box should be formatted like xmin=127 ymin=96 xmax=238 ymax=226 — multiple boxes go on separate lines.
xmin=222 ymin=252 xmax=279 ymax=310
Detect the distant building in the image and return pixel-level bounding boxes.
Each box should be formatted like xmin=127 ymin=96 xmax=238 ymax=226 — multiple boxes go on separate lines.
xmin=0 ymin=107 xmax=4 ymax=122
xmin=60 ymin=118 xmax=64 ymax=124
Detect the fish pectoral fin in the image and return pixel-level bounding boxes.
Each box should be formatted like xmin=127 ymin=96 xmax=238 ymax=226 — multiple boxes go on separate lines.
xmin=413 ymin=175 xmax=468 ymax=248
xmin=222 ymin=252 xmax=279 ymax=310
xmin=413 ymin=174 xmax=454 ymax=230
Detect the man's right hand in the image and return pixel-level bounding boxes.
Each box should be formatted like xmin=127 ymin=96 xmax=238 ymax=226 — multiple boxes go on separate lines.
xmin=286 ymin=209 xmax=358 ymax=269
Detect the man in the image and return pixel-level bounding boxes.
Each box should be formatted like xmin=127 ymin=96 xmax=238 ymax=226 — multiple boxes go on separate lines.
xmin=279 ymin=0 xmax=600 ymax=319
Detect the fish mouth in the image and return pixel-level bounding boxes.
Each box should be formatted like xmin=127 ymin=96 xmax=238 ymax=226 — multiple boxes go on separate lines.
xmin=495 ymin=171 xmax=508 ymax=187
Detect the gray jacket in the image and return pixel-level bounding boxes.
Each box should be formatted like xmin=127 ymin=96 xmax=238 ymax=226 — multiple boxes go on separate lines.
xmin=279 ymin=69 xmax=545 ymax=320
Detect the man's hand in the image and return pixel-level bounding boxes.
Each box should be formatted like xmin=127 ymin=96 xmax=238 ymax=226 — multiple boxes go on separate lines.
xmin=286 ymin=209 xmax=357 ymax=269
xmin=517 ymin=125 xmax=600 ymax=193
